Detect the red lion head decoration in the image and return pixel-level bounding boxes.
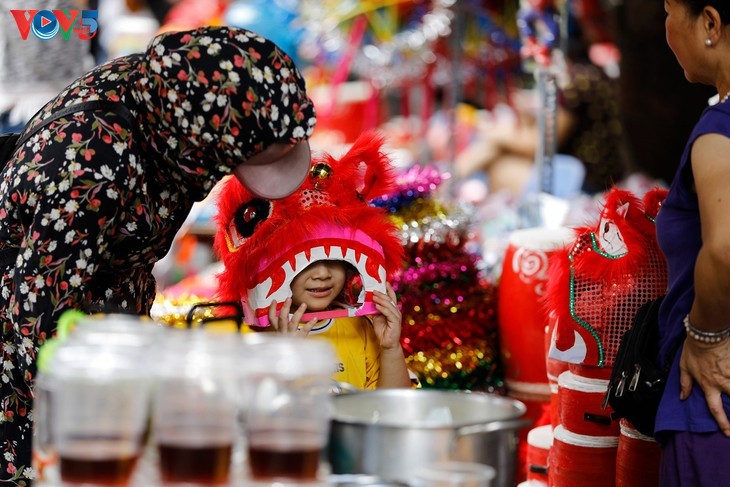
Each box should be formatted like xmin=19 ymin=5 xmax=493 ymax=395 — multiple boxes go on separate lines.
xmin=545 ymin=187 xmax=669 ymax=367
xmin=214 ymin=131 xmax=404 ymax=326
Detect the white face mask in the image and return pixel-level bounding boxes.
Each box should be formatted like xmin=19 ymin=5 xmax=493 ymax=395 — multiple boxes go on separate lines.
xmin=233 ymin=140 xmax=311 ymax=200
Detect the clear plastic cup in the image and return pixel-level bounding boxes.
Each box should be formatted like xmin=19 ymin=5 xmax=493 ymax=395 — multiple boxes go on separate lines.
xmin=33 ymin=313 xmax=162 ymax=485
xmin=47 ymin=342 xmax=153 ymax=486
xmin=239 ymin=335 xmax=337 ymax=482
xmin=153 ymin=329 xmax=239 ymax=486
xmin=33 ymin=313 xmax=164 ymax=485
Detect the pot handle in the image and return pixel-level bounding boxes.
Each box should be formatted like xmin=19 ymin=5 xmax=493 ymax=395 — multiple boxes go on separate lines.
xmin=455 ymin=418 xmax=532 ymax=438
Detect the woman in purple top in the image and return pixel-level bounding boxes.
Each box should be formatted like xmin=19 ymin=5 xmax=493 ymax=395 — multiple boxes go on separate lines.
xmin=656 ymin=1 xmax=730 ymax=485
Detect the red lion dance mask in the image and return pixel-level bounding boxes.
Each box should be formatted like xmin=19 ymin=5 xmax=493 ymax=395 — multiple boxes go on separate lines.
xmin=545 ymin=187 xmax=668 ymax=368
xmin=214 ymin=132 xmax=404 ymax=326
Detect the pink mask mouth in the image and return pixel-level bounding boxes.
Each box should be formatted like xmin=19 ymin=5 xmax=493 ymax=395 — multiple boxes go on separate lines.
xmin=242 ymin=224 xmax=387 ymax=326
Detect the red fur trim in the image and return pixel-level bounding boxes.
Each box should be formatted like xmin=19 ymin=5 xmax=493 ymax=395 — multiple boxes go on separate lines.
xmin=643 ymin=187 xmax=668 ymax=221
xmin=543 ymin=246 xmax=573 ymax=330
xmin=329 ymin=130 xmax=397 ymax=199
xmin=602 ymin=188 xmax=647 ymax=231
xmin=572 ymin=188 xmax=649 ymax=280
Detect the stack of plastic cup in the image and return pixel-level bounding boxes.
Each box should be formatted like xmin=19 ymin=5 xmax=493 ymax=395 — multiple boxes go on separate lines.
xmin=34 ymin=314 xmax=161 ymax=486
xmin=238 ymin=335 xmax=338 ymax=484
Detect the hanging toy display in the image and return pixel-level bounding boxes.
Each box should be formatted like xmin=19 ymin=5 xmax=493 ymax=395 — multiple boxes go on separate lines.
xmin=545 ymin=187 xmax=669 ymax=368
xmin=374 ymin=166 xmax=501 ymax=390
xmin=297 ymin=0 xmax=456 ymax=87
xmin=517 ymin=0 xmax=562 ymax=216
xmin=517 ymin=0 xmax=560 ymax=68
xmin=456 ymin=1 xmax=523 ymax=109
xmin=213 ymin=131 xmax=404 ymax=327
xmin=297 ymin=0 xmax=459 ymax=147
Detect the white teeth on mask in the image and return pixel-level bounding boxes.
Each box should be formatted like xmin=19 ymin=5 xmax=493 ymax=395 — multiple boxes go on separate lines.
xmin=249 ymin=242 xmax=382 ymax=312
xmin=377 ymin=265 xmax=386 ymax=292
xmin=253 ymin=277 xmax=272 ymax=303
xmin=359 ymin=262 xmax=379 ymax=290
xmin=294 ymin=252 xmax=309 ymax=272
xmin=310 ymin=246 xmax=328 ymax=262
xmin=282 ymin=259 xmax=296 ymax=277
xmin=329 ymin=246 xmax=345 ymax=260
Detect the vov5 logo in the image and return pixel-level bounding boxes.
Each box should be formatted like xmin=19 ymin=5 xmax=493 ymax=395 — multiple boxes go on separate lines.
xmin=10 ymin=9 xmax=98 ymax=40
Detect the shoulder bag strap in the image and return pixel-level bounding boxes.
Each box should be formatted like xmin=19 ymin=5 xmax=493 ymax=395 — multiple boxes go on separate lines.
xmin=16 ymin=100 xmax=138 ymax=147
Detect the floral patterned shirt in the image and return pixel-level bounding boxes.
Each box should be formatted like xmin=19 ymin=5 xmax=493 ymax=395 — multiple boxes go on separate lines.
xmin=0 ymin=26 xmax=315 ymax=484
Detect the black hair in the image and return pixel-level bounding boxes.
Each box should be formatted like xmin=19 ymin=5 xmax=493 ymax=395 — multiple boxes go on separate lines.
xmin=677 ymin=0 xmax=730 ymax=23
xmin=340 ymin=262 xmax=361 ymax=306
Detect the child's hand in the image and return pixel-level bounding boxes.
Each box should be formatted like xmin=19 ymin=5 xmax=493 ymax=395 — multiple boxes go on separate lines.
xmin=371 ymin=283 xmax=403 ymax=350
xmin=268 ymin=298 xmax=317 ymax=336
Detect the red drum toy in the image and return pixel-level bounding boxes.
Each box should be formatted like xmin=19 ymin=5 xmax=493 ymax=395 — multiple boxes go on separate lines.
xmin=616 ymin=419 xmax=660 ymax=487
xmin=549 ymin=425 xmax=618 ymax=487
xmin=526 ymin=425 xmax=553 ymax=483
xmin=508 ymin=387 xmax=551 ymax=485
xmin=545 ymin=312 xmax=569 ymax=428
xmin=557 ymin=371 xmax=618 ymax=437
xmin=549 ymin=381 xmax=560 ymax=429
xmin=499 ymin=227 xmax=574 ymax=396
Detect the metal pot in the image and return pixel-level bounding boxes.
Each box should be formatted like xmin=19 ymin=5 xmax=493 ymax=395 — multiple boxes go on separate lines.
xmin=327 ymin=389 xmax=527 ymax=487
xmin=328 ymin=474 xmax=410 ymax=487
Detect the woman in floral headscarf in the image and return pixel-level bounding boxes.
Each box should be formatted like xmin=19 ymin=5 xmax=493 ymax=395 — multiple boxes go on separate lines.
xmin=0 ymin=26 xmax=316 ymax=483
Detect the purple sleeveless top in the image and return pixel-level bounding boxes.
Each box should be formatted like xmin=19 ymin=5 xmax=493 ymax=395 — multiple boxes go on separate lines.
xmin=655 ymin=101 xmax=730 ymax=436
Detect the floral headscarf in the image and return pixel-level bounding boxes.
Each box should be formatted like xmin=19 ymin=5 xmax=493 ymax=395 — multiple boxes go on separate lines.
xmin=128 ymin=26 xmax=316 ymax=198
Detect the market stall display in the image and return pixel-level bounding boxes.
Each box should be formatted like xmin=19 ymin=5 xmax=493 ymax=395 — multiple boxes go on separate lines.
xmin=5 ymin=0 xmax=686 ymax=485
xmin=377 ymin=165 xmax=501 ymax=391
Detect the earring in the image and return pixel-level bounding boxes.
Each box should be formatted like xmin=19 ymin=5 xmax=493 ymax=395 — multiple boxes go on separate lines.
xmin=706 ymin=38 xmax=713 ymax=46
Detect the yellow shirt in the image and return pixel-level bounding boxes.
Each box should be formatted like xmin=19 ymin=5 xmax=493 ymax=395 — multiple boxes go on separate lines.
xmin=308 ymin=316 xmax=381 ymax=390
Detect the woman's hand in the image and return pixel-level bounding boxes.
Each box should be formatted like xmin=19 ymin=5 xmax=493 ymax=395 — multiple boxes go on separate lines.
xmin=371 ymin=283 xmax=402 ymax=350
xmin=679 ymin=336 xmax=730 ymax=436
xmin=267 ymin=298 xmax=317 ymax=336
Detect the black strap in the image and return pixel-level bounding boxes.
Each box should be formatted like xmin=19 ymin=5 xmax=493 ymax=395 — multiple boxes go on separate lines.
xmin=16 ymin=100 xmax=138 ymax=147
xmin=0 ymin=133 xmax=21 ymax=165
xmin=0 ymin=247 xmax=17 ymax=268
xmin=185 ymin=302 xmax=244 ymax=332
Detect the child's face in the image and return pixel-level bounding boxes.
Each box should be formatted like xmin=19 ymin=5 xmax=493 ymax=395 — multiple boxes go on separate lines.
xmin=290 ymin=260 xmax=349 ymax=311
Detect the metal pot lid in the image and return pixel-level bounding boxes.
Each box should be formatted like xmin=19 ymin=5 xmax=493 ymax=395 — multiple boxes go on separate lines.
xmin=328 ymin=474 xmax=410 ymax=487
xmin=331 ymin=389 xmax=526 ymax=428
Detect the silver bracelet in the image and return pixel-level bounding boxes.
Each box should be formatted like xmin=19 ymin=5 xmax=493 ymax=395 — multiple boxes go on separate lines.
xmin=683 ymin=314 xmax=730 ymax=344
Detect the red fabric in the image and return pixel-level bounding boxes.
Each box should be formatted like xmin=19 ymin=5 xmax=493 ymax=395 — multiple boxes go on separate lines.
xmin=616 ymin=427 xmax=660 ymax=487
xmin=550 ymin=438 xmax=617 ymax=487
